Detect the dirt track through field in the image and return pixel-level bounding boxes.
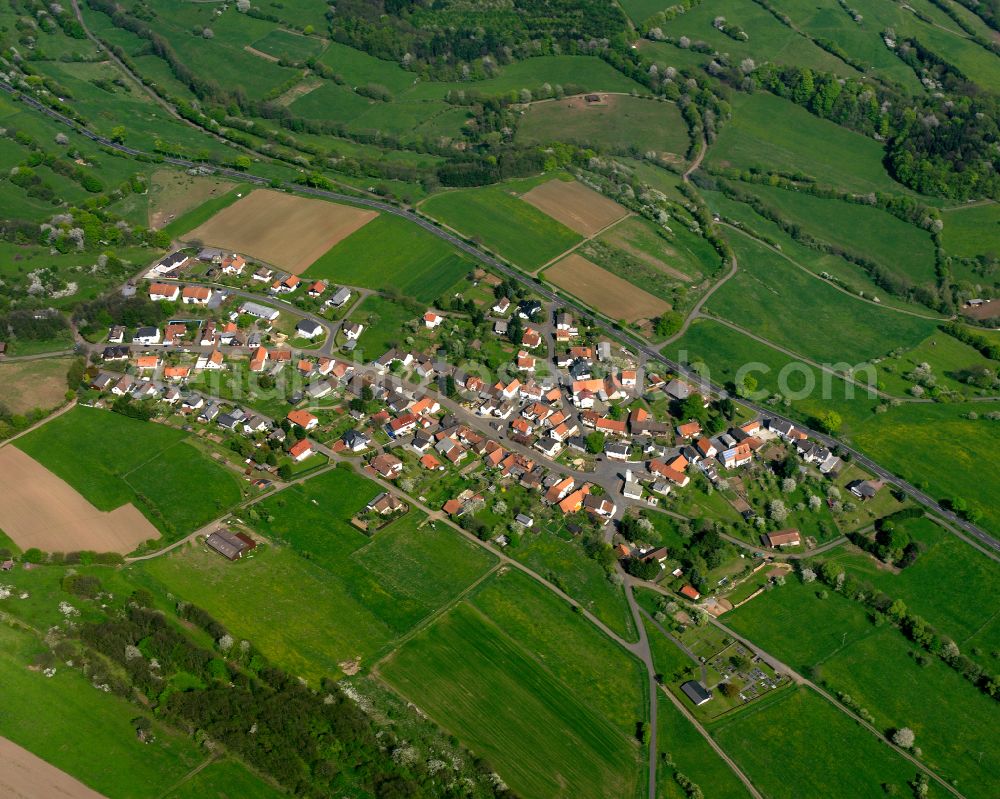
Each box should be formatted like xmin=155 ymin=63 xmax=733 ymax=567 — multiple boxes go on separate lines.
xmin=522 ymin=179 xmax=628 ymax=236
xmin=0 ymin=447 xmax=159 ymax=553
xmin=186 ymin=189 xmax=378 ymax=273
xmin=0 ymin=737 xmax=108 ymax=799
xmin=546 ymin=253 xmax=670 ymax=322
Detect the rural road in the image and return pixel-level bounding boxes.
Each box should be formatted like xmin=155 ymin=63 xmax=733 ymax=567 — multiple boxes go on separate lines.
xmin=5 ymin=76 xmax=995 ymax=555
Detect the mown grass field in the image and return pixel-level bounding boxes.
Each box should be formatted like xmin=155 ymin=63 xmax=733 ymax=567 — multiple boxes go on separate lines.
xmin=15 ymin=406 xmax=243 ymax=538
xmin=421 ymin=180 xmax=582 ymax=270
xmin=710 ymin=687 xmax=949 ymax=799
xmin=518 ymin=94 xmax=689 ymax=157
xmin=0 ymin=623 xmax=217 ymax=799
xmin=470 ymin=569 xmax=645 ymax=737
xmin=821 ymin=517 xmax=1000 ymax=663
xmin=380 ymin=599 xmax=643 ymax=799
xmin=250 ymin=28 xmax=325 ymax=62
xmin=506 ymin=527 xmax=637 ymax=641
xmin=304 ymin=214 xmax=472 ymax=303
xmin=941 ymin=202 xmax=1000 ymax=260
xmin=706 ymin=233 xmax=936 ymax=364
xmin=707 ymin=93 xmax=905 ymax=195
xmin=737 ymin=182 xmax=938 ymax=286
xmin=253 ymin=466 xmax=497 ymax=637
xmin=136 ymin=540 xmax=393 ymax=682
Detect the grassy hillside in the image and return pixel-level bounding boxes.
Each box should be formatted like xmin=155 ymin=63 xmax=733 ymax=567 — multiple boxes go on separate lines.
xmin=707 ymin=93 xmax=904 ymax=195
xmin=706 ymin=234 xmax=936 ymax=364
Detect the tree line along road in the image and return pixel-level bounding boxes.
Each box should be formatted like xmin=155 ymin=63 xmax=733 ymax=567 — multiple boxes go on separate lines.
xmin=2 ymin=80 xmax=996 ymax=555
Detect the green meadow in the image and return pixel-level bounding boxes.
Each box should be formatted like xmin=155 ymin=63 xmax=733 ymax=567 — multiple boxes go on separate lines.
xmin=941 ymin=202 xmax=1000 ymax=260
xmin=656 ymin=691 xmax=752 ymax=799
xmin=706 ymin=234 xmax=936 ymax=363
xmin=350 ymin=293 xmax=420 ymax=356
xmin=380 ymin=599 xmax=644 ymax=799
xmin=707 ymin=93 xmax=905 ymax=195
xmin=163 ymin=758 xmax=285 ymax=799
xmin=136 ymin=541 xmax=393 ymax=681
xmin=874 ymin=328 xmax=1000 ymax=398
xmin=851 ymin=402 xmax=1000 ymax=536
xmin=15 ymin=406 xmax=243 ymax=539
xmin=518 ymin=95 xmax=690 ymax=157
xmin=771 ymin=0 xmax=924 ymax=90
xmin=253 ymin=467 xmax=497 ymax=635
xmin=821 ymin=627 xmax=998 ymax=798
xmin=665 ymin=317 xmax=881 ymax=430
xmin=318 ymin=42 xmax=418 ymax=94
xmin=654 ymin=0 xmax=855 ymax=76
xmin=250 ymin=29 xmax=325 ymax=62
xmin=710 ymin=687 xmax=949 ymax=799
xmin=702 ymin=190 xmax=938 ymax=315
xmin=669 ymin=319 xmax=1000 ymax=536
xmin=470 ymin=569 xmax=645 ymax=737
xmin=505 ymin=527 xmax=638 ymax=642
xmin=400 ymin=56 xmax=647 ymax=100
xmin=304 ymin=214 xmax=472 ymax=303
xmin=421 ymin=180 xmax=582 ymax=270
xmin=822 ymin=517 xmax=1000 ymax=663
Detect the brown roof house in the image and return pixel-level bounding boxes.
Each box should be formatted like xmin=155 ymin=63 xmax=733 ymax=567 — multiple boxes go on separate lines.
xmin=763 ymin=528 xmax=801 ymax=548
xmin=206 ymin=529 xmax=256 ymax=561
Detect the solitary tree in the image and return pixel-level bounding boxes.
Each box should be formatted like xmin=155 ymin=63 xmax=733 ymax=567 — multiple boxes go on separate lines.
xmin=892 ymin=727 xmax=915 ymax=749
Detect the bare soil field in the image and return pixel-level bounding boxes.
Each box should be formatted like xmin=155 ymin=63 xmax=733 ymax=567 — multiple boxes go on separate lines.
xmin=0 ymin=447 xmax=159 ymax=553
xmin=545 ymin=253 xmax=670 ymax=322
xmin=963 ymin=299 xmax=1000 ymax=320
xmin=0 ymin=358 xmax=72 ymax=415
xmin=0 ymin=737 xmax=107 ymax=799
xmin=522 ymin=179 xmax=629 ymax=237
xmin=186 ymin=190 xmax=378 ymax=273
xmin=148 ymin=169 xmax=235 ymax=230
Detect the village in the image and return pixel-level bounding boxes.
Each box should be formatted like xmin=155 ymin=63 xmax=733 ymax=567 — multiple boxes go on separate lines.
xmin=82 ymin=245 xmax=905 ymax=649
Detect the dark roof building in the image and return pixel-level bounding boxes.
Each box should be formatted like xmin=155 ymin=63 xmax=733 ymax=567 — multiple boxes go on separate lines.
xmin=681 ymin=680 xmax=712 ymax=706
xmin=205 ymin=529 xmax=255 ymax=561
